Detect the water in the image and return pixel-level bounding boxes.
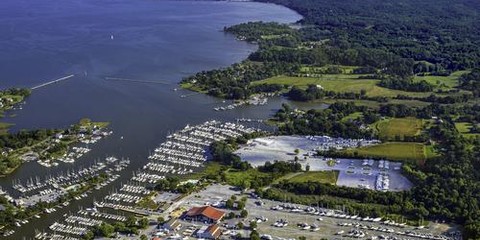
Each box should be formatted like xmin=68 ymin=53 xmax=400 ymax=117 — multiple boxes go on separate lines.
xmin=0 ymin=0 xmax=301 ymax=237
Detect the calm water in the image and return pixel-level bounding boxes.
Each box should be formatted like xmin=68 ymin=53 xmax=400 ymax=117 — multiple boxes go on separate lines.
xmin=0 ymin=0 xmax=300 ymax=238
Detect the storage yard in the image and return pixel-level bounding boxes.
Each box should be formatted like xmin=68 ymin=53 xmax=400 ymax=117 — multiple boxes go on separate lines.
xmin=235 ymin=136 xmax=413 ymax=191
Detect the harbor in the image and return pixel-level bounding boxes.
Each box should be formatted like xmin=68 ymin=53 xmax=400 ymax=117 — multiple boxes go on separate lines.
xmin=0 ymin=156 xmax=130 ymax=237
xmin=29 ymin=121 xmax=258 ymax=239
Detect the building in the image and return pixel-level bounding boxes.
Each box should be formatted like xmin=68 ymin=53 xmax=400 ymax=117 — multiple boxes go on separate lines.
xmin=162 ymin=218 xmax=182 ymax=231
xmin=196 ymin=224 xmax=222 ymax=239
xmin=183 ymin=206 xmax=225 ymax=223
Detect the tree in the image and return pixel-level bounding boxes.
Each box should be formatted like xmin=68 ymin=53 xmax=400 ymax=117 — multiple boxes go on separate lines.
xmin=140 ymin=234 xmax=148 ymax=240
xmin=97 ymin=223 xmax=115 ymax=237
xmin=81 ymin=231 xmax=94 ymax=240
xmin=126 ymin=216 xmax=137 ymax=227
xmin=294 ymin=148 xmax=300 ymax=155
xmin=250 ymin=220 xmax=257 ymax=230
xmin=240 ymin=209 xmax=248 ymax=218
xmin=305 ymin=164 xmax=310 ymax=172
xmin=226 ymin=199 xmax=234 ymax=209
xmin=237 ymin=221 xmax=244 ymax=229
xmin=237 ymin=200 xmax=246 ymax=210
xmin=139 ymin=217 xmax=149 ymax=229
xmin=157 ymin=216 xmax=165 ymax=224
xmin=250 ymin=230 xmax=260 ymax=240
xmin=241 ymin=180 xmax=251 ymax=191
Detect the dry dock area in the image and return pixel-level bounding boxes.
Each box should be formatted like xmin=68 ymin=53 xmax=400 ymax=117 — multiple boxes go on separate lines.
xmin=235 ymin=136 xmax=413 ymax=191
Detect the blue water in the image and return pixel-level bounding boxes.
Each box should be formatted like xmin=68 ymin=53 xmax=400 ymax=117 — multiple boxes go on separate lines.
xmin=0 ymin=0 xmax=301 ymax=237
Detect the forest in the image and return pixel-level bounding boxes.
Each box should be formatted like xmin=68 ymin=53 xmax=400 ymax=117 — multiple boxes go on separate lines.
xmin=258 ymin=0 xmax=480 ymax=71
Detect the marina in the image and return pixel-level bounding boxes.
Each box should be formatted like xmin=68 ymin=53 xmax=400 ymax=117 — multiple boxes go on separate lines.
xmin=33 ymin=121 xmax=259 ymax=238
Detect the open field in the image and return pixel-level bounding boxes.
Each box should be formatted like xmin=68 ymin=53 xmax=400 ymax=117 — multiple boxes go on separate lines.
xmin=343 ymin=142 xmax=427 ymax=164
xmin=413 ymin=70 xmax=469 ymax=90
xmin=319 ymin=99 xmax=431 ymax=109
xmin=341 ymin=112 xmax=363 ymax=122
xmin=225 ymin=168 xmax=271 ymax=187
xmin=252 ymin=75 xmax=434 ymax=98
xmin=455 ymin=122 xmax=480 ymax=139
xmin=373 ymin=118 xmax=423 ymax=140
xmin=286 ymin=171 xmax=338 ymax=185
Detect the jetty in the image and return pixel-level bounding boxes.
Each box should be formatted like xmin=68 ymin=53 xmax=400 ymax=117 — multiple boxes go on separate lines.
xmin=31 ymin=74 xmax=75 ymax=90
xmin=104 ymin=77 xmax=170 ymax=85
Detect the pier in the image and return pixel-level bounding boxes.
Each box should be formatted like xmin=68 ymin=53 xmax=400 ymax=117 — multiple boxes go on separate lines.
xmin=31 ymin=74 xmax=75 ymax=90
xmin=104 ymin=77 xmax=170 ymax=85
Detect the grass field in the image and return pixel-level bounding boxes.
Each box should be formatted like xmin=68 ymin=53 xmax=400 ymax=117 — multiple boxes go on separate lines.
xmin=253 ymin=75 xmax=432 ymax=98
xmin=341 ymin=112 xmax=363 ymax=122
xmin=455 ymin=122 xmax=480 ymax=139
xmin=320 ymin=99 xmax=431 ymax=109
xmin=413 ymin=70 xmax=469 ymax=90
xmin=286 ymin=171 xmax=339 ymax=185
xmin=343 ymin=142 xmax=428 ymax=164
xmin=225 ymin=168 xmax=270 ymax=186
xmin=373 ymin=118 xmax=424 ymax=140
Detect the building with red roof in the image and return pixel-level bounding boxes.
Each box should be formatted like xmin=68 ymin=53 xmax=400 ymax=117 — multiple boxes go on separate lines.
xmin=196 ymin=224 xmax=222 ymax=239
xmin=183 ymin=206 xmax=225 ymax=223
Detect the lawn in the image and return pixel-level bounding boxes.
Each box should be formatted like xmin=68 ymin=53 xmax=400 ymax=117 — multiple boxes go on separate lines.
xmin=372 ymin=117 xmax=424 ymax=141
xmin=343 ymin=142 xmax=429 ymax=164
xmin=253 ymin=75 xmax=432 ymax=98
xmin=286 ymin=171 xmax=339 ymax=185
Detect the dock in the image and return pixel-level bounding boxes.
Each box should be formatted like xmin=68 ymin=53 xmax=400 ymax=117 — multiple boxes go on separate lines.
xmin=31 ymin=74 xmax=75 ymax=90
xmin=104 ymin=77 xmax=170 ymax=85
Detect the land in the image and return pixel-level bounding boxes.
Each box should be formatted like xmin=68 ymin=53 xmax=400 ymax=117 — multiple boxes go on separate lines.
xmin=341 ymin=142 xmax=428 ymax=164
xmin=372 ymin=118 xmax=424 ymax=141
xmin=0 ymin=88 xmax=31 ymax=134
xmin=285 ymin=171 xmax=338 ymax=185
xmin=0 ymin=118 xmax=111 ymax=176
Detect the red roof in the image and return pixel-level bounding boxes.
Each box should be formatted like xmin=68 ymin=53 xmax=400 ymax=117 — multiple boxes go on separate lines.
xmin=186 ymin=206 xmax=225 ymax=221
xmin=206 ymin=224 xmax=222 ymax=238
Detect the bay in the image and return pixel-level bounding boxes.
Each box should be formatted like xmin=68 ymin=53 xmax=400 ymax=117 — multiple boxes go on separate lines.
xmin=0 ymin=0 xmax=301 ymax=237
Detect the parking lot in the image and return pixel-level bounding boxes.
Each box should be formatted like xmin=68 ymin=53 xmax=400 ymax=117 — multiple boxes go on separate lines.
xmin=246 ymin=197 xmax=460 ymax=240
xmin=141 ymin=184 xmax=460 ymax=240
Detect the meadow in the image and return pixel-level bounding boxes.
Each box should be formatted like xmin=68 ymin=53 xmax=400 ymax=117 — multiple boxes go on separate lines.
xmin=372 ymin=117 xmax=424 ymax=141
xmin=342 ymin=142 xmax=428 ymax=164
xmin=286 ymin=171 xmax=339 ymax=185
